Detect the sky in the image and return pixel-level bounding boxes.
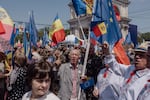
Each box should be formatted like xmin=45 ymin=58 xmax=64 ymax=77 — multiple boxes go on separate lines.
xmin=129 ymin=0 xmax=150 ymax=33
xmin=1 ymin=0 xmax=150 ymax=33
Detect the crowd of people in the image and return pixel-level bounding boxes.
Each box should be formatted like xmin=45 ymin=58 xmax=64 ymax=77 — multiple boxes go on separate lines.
xmin=0 ymin=41 xmax=150 ymax=100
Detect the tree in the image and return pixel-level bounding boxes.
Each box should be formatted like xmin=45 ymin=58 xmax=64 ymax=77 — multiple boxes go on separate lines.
xmin=138 ymin=32 xmax=150 ymax=43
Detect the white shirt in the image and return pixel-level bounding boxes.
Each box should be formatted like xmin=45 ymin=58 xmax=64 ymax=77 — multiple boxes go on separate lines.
xmin=22 ymin=91 xmax=60 ymax=100
xmin=96 ymin=68 xmax=123 ymax=100
xmin=104 ymin=54 xmax=150 ymax=100
xmin=137 ymin=80 xmax=150 ymax=100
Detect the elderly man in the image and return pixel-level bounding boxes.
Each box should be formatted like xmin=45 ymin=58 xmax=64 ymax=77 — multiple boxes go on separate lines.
xmin=57 ymin=48 xmax=86 ymax=100
xmin=137 ymin=46 xmax=150 ymax=100
xmin=99 ymin=42 xmax=150 ymax=100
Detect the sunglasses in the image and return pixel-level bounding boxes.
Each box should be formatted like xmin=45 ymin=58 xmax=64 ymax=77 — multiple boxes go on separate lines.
xmin=135 ymin=52 xmax=147 ymax=58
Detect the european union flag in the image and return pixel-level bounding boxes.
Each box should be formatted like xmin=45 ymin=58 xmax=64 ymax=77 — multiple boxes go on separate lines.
xmin=23 ymin=23 xmax=28 ymax=56
xmin=9 ymin=24 xmax=16 ymax=47
xmin=72 ymin=0 xmax=86 ymax=16
xmin=80 ymin=77 xmax=95 ymax=90
xmin=92 ymin=0 xmax=122 ymax=49
xmin=29 ymin=11 xmax=38 ymax=46
xmin=42 ymin=29 xmax=49 ymax=47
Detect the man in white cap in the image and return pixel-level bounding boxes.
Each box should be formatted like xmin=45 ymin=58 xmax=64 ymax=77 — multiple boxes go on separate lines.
xmin=101 ymin=42 xmax=150 ymax=100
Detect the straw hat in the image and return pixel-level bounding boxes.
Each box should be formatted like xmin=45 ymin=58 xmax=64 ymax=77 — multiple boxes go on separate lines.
xmin=134 ymin=42 xmax=149 ymax=53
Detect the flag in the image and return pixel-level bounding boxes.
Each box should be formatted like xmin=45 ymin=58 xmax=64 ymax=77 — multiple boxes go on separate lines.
xmin=28 ymin=39 xmax=32 ymax=60
xmin=91 ymin=21 xmax=107 ymax=37
xmin=113 ymin=5 xmax=121 ymax=21
xmin=72 ymin=0 xmax=93 ymax=16
xmin=92 ymin=0 xmax=122 ymax=47
xmin=129 ymin=24 xmax=138 ymax=47
xmin=28 ymin=11 xmax=38 ymax=46
xmin=0 ymin=6 xmax=14 ymax=40
xmin=90 ymin=38 xmax=97 ymax=46
xmin=80 ymin=77 xmax=95 ymax=90
xmin=92 ymin=0 xmax=130 ymax=65
xmin=23 ymin=24 xmax=28 ymax=56
xmin=124 ymin=32 xmax=132 ymax=45
xmin=49 ymin=14 xmax=66 ymax=44
xmin=114 ymin=39 xmax=130 ymax=65
xmin=75 ymin=37 xmax=83 ymax=45
xmin=0 ymin=21 xmax=5 ymax=34
xmin=9 ymin=24 xmax=16 ymax=46
xmin=90 ymin=31 xmax=98 ymax=45
xmin=42 ymin=29 xmax=49 ymax=47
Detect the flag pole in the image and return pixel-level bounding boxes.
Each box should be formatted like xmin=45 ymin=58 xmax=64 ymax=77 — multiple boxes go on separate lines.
xmin=77 ymin=16 xmax=87 ymax=41
xmin=77 ymin=0 xmax=95 ymax=99
xmin=77 ymin=0 xmax=96 ymax=98
xmin=76 ymin=0 xmax=93 ymax=41
xmin=78 ymin=26 xmax=91 ymax=100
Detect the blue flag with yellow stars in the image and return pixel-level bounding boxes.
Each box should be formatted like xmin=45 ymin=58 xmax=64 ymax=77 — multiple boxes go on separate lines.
xmin=91 ymin=0 xmax=122 ymax=49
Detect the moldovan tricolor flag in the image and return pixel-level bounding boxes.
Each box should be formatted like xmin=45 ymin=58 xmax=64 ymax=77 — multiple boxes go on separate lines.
xmin=0 ymin=6 xmax=14 ymax=41
xmin=49 ymin=14 xmax=66 ymax=44
xmin=91 ymin=21 xmax=107 ymax=37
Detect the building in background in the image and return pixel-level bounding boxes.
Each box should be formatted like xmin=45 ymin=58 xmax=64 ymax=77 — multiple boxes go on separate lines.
xmin=68 ymin=0 xmax=131 ymax=40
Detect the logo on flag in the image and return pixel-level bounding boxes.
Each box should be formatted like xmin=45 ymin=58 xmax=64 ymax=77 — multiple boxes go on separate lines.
xmin=91 ymin=21 xmax=107 ymax=37
xmin=80 ymin=77 xmax=95 ymax=90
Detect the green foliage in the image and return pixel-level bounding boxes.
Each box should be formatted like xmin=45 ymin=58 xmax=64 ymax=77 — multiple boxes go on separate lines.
xmin=141 ymin=32 xmax=150 ymax=41
xmin=138 ymin=32 xmax=150 ymax=43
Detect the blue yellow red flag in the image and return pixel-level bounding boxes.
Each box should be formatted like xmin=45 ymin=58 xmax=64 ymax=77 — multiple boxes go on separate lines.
xmin=49 ymin=14 xmax=66 ymax=44
xmin=91 ymin=21 xmax=107 ymax=37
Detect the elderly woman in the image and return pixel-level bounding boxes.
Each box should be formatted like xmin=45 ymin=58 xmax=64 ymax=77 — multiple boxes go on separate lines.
xmin=7 ymin=52 xmax=27 ymax=100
